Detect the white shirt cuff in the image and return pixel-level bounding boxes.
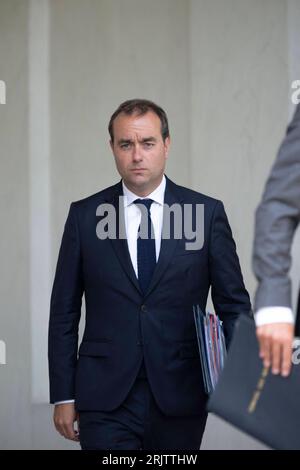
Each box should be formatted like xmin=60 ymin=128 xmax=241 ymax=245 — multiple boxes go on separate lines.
xmin=54 ymin=399 xmax=75 ymax=405
xmin=255 ymin=306 xmax=294 ymax=326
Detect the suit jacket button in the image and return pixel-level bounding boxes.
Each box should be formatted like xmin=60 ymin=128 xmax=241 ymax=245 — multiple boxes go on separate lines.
xmin=137 ymin=340 xmax=143 ymax=346
xmin=141 ymin=304 xmax=147 ymax=312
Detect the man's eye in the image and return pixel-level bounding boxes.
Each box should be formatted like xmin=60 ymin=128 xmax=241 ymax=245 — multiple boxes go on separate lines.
xmin=120 ymin=143 xmax=130 ymax=149
xmin=144 ymin=142 xmax=154 ymax=148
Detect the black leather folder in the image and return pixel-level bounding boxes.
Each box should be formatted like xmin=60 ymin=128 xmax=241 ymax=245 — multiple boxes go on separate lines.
xmin=207 ymin=315 xmax=300 ymax=450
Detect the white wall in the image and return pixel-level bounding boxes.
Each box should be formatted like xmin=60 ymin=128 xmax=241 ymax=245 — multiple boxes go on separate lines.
xmin=0 ymin=0 xmax=298 ymax=449
xmin=190 ymin=0 xmax=290 ymax=302
xmin=0 ymin=0 xmax=31 ymax=449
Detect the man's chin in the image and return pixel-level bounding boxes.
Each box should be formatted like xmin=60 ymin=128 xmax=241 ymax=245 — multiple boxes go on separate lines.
xmin=128 ymin=175 xmax=148 ymax=186
xmin=123 ymin=175 xmax=152 ymax=193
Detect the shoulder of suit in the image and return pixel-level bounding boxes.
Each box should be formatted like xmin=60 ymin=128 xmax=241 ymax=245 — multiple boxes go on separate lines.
xmin=170 ymin=180 xmax=222 ymax=207
xmin=69 ymin=179 xmax=225 ymax=212
xmin=69 ymin=182 xmax=121 ymax=210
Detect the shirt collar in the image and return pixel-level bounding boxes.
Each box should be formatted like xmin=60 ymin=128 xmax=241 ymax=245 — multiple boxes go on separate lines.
xmin=122 ymin=175 xmax=166 ymax=207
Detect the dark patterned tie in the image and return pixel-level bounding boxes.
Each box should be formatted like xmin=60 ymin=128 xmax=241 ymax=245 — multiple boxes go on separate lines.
xmin=133 ymin=198 xmax=156 ymax=295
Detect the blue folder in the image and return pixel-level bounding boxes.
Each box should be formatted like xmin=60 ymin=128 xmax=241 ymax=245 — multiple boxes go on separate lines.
xmin=193 ymin=305 xmax=227 ymax=394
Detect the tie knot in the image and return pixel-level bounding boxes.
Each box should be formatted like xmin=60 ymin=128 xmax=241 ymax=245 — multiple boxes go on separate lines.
xmin=133 ymin=198 xmax=153 ymax=212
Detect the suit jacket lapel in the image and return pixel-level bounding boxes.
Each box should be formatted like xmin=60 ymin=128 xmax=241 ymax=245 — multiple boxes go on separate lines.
xmin=105 ymin=177 xmax=183 ymax=298
xmin=144 ymin=177 xmax=183 ymax=297
xmin=105 ymin=182 xmax=142 ymax=295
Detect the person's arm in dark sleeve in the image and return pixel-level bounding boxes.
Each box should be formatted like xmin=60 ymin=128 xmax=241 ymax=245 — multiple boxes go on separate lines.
xmin=48 ymin=202 xmax=84 ymax=404
xmin=209 ymin=200 xmax=252 ymax=347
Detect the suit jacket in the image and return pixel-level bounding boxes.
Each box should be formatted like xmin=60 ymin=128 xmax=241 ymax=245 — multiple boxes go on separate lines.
xmin=48 ymin=176 xmax=251 ymax=416
xmin=253 ymin=104 xmax=300 ymax=324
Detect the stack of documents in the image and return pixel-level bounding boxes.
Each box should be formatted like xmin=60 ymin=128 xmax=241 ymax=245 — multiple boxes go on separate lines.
xmin=193 ymin=305 xmax=227 ymax=394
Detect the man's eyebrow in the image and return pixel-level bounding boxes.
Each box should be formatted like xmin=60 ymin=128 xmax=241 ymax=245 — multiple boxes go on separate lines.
xmin=117 ymin=136 xmax=157 ymax=144
xmin=117 ymin=138 xmax=133 ymax=144
xmin=140 ymin=137 xmax=157 ymax=142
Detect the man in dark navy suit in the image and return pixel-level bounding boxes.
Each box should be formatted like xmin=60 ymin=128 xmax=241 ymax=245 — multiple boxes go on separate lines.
xmin=48 ymin=99 xmax=251 ymax=450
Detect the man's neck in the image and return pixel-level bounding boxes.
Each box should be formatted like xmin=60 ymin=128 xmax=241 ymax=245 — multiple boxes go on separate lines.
xmin=123 ymin=177 xmax=164 ymax=198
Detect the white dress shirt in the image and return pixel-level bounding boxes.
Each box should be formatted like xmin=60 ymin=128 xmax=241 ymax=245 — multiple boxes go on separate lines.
xmin=55 ymin=176 xmax=166 ymax=405
xmin=122 ymin=175 xmax=166 ymax=277
xmin=255 ymin=306 xmax=294 ymax=326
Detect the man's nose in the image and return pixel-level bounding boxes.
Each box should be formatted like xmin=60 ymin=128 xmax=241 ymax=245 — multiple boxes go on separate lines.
xmin=132 ymin=145 xmax=143 ymax=162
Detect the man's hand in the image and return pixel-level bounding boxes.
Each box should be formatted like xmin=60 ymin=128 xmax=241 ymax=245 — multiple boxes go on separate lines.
xmin=256 ymin=323 xmax=294 ymax=376
xmin=53 ymin=403 xmax=80 ymax=442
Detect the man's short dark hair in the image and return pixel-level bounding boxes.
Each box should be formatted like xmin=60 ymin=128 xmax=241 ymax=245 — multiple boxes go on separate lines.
xmin=108 ymin=99 xmax=170 ymax=143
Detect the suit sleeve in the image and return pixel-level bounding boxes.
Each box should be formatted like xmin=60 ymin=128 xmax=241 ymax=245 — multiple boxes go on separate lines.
xmin=253 ymin=104 xmax=300 ymax=312
xmin=209 ymin=200 xmax=252 ymax=346
xmin=48 ymin=203 xmax=84 ymax=404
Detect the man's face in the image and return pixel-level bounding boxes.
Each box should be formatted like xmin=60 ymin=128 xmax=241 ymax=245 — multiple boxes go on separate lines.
xmin=110 ymin=111 xmax=170 ymax=196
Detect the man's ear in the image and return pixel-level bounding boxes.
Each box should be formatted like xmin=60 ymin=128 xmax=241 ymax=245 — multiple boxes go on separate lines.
xmin=164 ymin=136 xmax=170 ymax=158
xmin=109 ymin=140 xmax=114 ymax=152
